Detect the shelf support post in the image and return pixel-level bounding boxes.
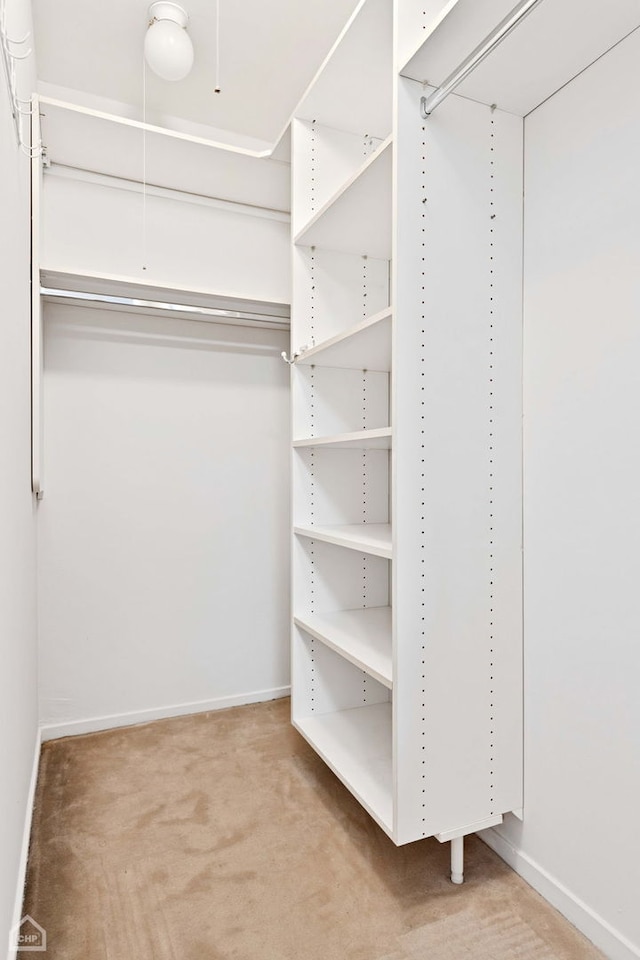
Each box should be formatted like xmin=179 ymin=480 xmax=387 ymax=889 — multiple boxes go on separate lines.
xmin=451 ymin=836 xmax=464 ymax=884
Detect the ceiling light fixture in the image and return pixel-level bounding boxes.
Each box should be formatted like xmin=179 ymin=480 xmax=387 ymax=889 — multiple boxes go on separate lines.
xmin=144 ymin=1 xmax=194 ymax=82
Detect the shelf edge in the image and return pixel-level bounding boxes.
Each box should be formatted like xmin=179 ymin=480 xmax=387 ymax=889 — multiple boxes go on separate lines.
xmin=294 ymin=306 xmax=392 ymax=368
xmin=292 ymin=427 xmax=392 ymax=449
xmin=292 ymin=134 xmax=393 ymax=249
xmin=294 ymin=613 xmax=393 ymax=688
xmin=293 ymin=525 xmax=393 ymax=559
xmin=293 ymin=712 xmax=394 ymax=839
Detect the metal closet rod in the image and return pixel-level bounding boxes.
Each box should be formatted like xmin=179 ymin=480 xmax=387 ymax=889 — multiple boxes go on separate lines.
xmin=420 ymin=0 xmax=546 ymax=118
xmin=40 ymin=288 xmax=290 ymax=328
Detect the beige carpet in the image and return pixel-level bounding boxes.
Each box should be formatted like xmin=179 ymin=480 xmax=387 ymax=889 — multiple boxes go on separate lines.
xmin=24 ymin=698 xmax=605 ymax=960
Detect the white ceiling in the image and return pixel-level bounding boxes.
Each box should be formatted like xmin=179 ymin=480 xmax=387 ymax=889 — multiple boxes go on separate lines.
xmin=32 ymin=0 xmax=360 ymax=146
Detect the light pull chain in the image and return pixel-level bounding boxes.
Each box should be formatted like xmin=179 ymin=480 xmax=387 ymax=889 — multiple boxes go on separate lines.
xmin=214 ymin=0 xmax=221 ymax=93
xmin=142 ymin=55 xmax=148 ymax=271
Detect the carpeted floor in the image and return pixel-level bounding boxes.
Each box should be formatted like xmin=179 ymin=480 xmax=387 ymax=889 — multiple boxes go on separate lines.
xmin=24 ymin=698 xmax=605 ymax=960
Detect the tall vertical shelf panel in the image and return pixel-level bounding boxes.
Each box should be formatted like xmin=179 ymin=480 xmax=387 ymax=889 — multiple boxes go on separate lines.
xmin=290 ymin=0 xmax=524 ymax=856
xmin=393 ymin=80 xmax=523 ymax=844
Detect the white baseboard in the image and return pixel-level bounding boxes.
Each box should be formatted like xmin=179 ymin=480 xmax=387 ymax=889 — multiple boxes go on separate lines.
xmin=479 ymin=827 xmax=640 ymax=960
xmin=8 ymin=728 xmax=42 ymax=960
xmin=39 ymin=685 xmax=291 ymax=742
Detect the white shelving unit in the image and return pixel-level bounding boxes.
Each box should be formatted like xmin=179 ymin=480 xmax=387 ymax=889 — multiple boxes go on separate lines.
xmin=290 ymin=0 xmax=397 ymax=851
xmin=288 ymin=0 xmax=541 ymax=879
xmin=289 ymin=0 xmax=396 ymax=829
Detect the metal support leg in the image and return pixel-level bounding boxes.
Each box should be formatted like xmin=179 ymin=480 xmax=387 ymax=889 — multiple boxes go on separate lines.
xmin=451 ymin=836 xmax=464 ymax=884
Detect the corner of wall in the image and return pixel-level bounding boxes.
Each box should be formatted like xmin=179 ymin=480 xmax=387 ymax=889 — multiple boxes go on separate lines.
xmin=7 ymin=731 xmax=42 ymax=960
xmin=479 ymin=828 xmax=640 ymax=960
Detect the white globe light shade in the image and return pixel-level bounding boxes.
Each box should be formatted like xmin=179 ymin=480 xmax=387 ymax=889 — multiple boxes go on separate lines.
xmin=145 ymin=6 xmax=194 ymax=82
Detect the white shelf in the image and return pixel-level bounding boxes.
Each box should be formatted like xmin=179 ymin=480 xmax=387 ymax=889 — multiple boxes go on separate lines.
xmin=293 ymin=136 xmax=392 ymax=260
xmin=292 ymin=0 xmax=393 ymax=139
xmin=39 ymin=98 xmax=290 ymax=210
xmin=294 ymin=702 xmax=392 ymax=836
xmin=293 ymin=427 xmax=392 ymax=450
xmin=289 ymin=0 xmax=526 ymax=851
xmin=40 ymin=270 xmax=290 ymax=318
xmin=295 ymin=606 xmax=392 ymax=688
xmin=294 ymin=523 xmax=392 ymax=559
xmin=295 ymin=307 xmax=392 ymax=372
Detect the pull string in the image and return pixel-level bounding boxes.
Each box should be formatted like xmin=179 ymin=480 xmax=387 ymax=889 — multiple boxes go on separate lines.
xmin=142 ymin=54 xmax=147 ymax=271
xmin=214 ymin=0 xmax=221 ymax=93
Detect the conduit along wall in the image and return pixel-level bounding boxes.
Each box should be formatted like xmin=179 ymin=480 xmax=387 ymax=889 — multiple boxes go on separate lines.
xmin=33 ymin=99 xmax=293 ymax=737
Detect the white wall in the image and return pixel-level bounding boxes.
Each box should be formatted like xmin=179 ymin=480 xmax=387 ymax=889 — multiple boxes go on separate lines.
xmin=35 ymin=119 xmax=292 ymax=735
xmin=38 ymin=304 xmax=291 ymax=735
xmin=482 ymin=31 xmax=640 ymax=960
xmin=0 ymin=3 xmax=39 ymax=954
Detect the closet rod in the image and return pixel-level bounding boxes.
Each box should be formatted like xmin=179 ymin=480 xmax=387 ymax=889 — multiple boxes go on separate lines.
xmin=420 ymin=0 xmax=546 ymax=118
xmin=40 ymin=287 xmax=290 ymax=330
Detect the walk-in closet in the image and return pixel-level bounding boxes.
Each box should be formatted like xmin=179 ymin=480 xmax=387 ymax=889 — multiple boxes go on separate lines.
xmin=1 ymin=0 xmax=639 ymax=957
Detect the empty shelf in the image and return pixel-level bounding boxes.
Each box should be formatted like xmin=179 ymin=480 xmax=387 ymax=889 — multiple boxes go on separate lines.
xmin=295 ymin=606 xmax=392 ymax=688
xmin=294 ymin=523 xmax=392 ymax=559
xmin=293 ymin=427 xmax=392 ymax=450
xmin=293 ymin=136 xmax=392 ymax=259
xmin=295 ymin=307 xmax=392 ymax=371
xmin=294 ymin=702 xmax=392 ymax=836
